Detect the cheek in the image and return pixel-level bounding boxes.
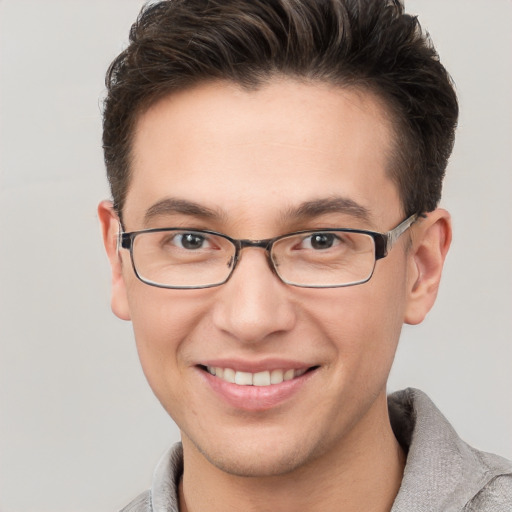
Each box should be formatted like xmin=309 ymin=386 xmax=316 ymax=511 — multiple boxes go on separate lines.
xmin=125 ymin=281 xmax=209 ymax=392
xmin=311 ymin=256 xmax=408 ymax=377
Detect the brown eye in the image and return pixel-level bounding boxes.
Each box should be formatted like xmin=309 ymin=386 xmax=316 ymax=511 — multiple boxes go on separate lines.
xmin=309 ymin=233 xmax=336 ymax=250
xmin=161 ymin=232 xmax=212 ymax=251
xmin=180 ymin=233 xmax=206 ymax=250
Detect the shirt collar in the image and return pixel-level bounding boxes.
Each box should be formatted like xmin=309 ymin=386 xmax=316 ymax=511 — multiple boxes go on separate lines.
xmin=390 ymin=388 xmax=511 ymax=510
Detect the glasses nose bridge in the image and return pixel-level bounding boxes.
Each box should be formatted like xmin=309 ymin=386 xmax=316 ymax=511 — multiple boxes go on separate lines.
xmin=238 ymin=238 xmax=273 ymax=250
xmin=231 ymin=238 xmax=277 ymax=276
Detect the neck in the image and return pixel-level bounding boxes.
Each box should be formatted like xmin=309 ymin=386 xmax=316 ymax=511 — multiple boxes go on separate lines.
xmin=179 ymin=393 xmax=405 ymax=512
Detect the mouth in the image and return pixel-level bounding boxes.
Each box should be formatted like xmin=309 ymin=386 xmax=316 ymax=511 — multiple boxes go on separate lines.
xmin=199 ymin=365 xmax=319 ymax=387
xmin=197 ymin=362 xmax=320 ymax=411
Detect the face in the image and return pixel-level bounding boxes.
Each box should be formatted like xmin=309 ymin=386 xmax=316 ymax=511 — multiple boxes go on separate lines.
xmin=100 ymin=79 xmax=444 ymax=477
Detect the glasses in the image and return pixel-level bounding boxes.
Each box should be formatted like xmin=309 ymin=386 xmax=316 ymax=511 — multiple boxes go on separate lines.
xmin=119 ymin=214 xmax=418 ymax=289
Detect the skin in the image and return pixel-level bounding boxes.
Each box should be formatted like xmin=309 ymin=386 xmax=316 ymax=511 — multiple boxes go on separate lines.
xmin=99 ymin=78 xmax=451 ymax=511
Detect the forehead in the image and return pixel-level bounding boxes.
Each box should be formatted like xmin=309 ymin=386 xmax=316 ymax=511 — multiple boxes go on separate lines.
xmin=126 ymin=79 xmax=402 ymax=231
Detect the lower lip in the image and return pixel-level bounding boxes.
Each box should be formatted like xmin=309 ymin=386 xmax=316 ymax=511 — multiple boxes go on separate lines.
xmin=199 ymin=368 xmax=316 ymax=411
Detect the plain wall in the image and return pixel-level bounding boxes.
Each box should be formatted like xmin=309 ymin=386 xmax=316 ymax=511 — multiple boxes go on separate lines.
xmin=0 ymin=1 xmax=510 ymax=510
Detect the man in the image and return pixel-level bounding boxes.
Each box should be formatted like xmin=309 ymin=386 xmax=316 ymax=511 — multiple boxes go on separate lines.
xmin=98 ymin=0 xmax=512 ymax=510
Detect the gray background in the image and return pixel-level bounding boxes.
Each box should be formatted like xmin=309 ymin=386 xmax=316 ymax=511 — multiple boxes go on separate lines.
xmin=0 ymin=1 xmax=511 ymax=510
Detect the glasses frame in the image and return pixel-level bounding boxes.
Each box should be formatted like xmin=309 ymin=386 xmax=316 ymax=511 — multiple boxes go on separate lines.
xmin=118 ymin=214 xmax=418 ymax=289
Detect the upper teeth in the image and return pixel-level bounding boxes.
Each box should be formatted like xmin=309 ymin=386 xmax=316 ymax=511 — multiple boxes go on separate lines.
xmin=206 ymin=367 xmax=307 ymax=386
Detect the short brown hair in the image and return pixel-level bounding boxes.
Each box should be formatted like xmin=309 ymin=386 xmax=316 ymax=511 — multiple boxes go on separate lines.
xmin=103 ymin=0 xmax=458 ymax=217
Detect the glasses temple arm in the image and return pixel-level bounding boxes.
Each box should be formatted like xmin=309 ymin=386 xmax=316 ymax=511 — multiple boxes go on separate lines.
xmin=385 ymin=213 xmax=419 ymax=253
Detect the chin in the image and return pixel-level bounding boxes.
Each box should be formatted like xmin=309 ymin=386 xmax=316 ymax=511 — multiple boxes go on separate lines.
xmin=186 ymin=427 xmax=324 ymax=478
xmin=204 ymin=448 xmax=308 ymax=478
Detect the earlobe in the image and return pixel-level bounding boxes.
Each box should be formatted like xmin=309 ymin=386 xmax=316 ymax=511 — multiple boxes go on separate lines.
xmin=404 ymin=209 xmax=452 ymax=325
xmin=98 ymin=200 xmax=131 ymax=321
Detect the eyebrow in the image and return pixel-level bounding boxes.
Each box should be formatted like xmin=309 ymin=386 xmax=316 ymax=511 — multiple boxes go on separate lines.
xmin=282 ymin=197 xmax=371 ymax=223
xmin=143 ymin=198 xmax=225 ymax=226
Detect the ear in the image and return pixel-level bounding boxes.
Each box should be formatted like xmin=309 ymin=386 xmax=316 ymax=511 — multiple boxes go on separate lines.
xmin=404 ymin=209 xmax=452 ymax=325
xmin=98 ymin=200 xmax=131 ymax=321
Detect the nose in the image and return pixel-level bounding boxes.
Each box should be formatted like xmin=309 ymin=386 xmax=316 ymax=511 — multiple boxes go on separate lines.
xmin=211 ymin=247 xmax=297 ymax=344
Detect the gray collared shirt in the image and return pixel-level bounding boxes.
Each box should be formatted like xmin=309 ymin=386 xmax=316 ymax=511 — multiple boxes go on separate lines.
xmin=121 ymin=388 xmax=512 ymax=511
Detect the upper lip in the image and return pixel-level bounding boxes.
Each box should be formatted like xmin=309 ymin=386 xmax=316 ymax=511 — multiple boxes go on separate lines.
xmin=197 ymin=358 xmax=317 ymax=373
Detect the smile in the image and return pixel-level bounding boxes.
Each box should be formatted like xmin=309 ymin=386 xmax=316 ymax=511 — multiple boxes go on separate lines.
xmin=204 ymin=366 xmax=311 ymax=386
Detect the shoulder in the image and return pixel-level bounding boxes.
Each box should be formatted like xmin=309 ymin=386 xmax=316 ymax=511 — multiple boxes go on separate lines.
xmin=119 ymin=490 xmax=151 ymax=512
xmin=464 ymin=472 xmax=512 ymax=511
xmin=389 ymin=388 xmax=512 ymax=511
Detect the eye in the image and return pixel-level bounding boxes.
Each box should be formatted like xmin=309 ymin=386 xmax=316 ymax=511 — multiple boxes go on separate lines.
xmin=301 ymin=232 xmax=340 ymax=250
xmin=170 ymin=232 xmax=211 ymax=250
